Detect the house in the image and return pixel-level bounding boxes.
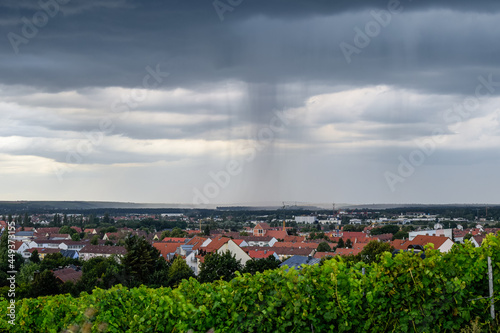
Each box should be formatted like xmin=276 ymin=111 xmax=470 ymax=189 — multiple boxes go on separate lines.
xmin=60 ymin=249 xmax=79 ymax=259
xmin=407 ymin=235 xmax=454 ymax=253
xmin=161 ymin=237 xmax=188 ymax=243
xmin=247 ymin=249 xmax=279 ymax=260
xmin=63 ymin=240 xmax=88 ymax=252
xmin=372 ymin=233 xmax=393 ymax=242
xmin=103 ymin=232 xmax=122 ymax=241
xmin=16 ymin=227 xmax=34 ymax=232
xmin=453 ymin=230 xmax=469 ymax=244
xmin=12 ymin=241 xmax=29 ymax=256
xmin=238 ymin=236 xmax=278 ymax=247
xmin=267 ymin=247 xmax=315 ymax=261
xmin=47 ymin=233 xmax=71 ymax=240
xmin=313 ymin=252 xmax=335 ymax=259
xmin=294 ymin=216 xmax=317 ymax=224
xmin=191 ymin=237 xmax=252 ymax=275
xmin=79 ymin=245 xmax=126 ymax=261
xmin=273 ymin=242 xmax=319 ymax=249
xmin=231 ymin=239 xmax=249 ymax=247
xmin=253 ymin=223 xmax=272 ymax=236
xmin=185 ymin=236 xmax=210 ymax=250
xmin=471 ymin=235 xmax=486 ymax=247
xmin=153 ymin=242 xmax=181 ymax=261
xmin=84 ymin=228 xmax=98 ymax=235
xmin=390 ymin=239 xmax=409 ymax=250
xmin=284 ymin=235 xmax=306 ymax=242
xmin=408 ymin=229 xmax=452 ymax=241
xmin=70 ymin=227 xmax=83 ymax=233
xmin=279 ymin=255 xmax=320 ymax=270
xmin=35 ymin=228 xmax=61 ymax=237
xmin=216 ymin=240 xmax=252 ymax=265
xmin=265 ymin=230 xmax=288 ymax=239
xmin=335 ymin=247 xmax=363 ymax=256
xmin=25 ymin=248 xmax=61 ymax=259
xmin=12 ymin=231 xmax=35 ymax=242
xmin=28 ymin=239 xmax=66 ymax=250
xmin=52 ymin=267 xmax=82 ymax=283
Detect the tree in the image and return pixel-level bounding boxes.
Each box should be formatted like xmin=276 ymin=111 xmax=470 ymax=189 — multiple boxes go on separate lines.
xmin=359 ymin=240 xmax=393 ymax=264
xmin=342 ymin=224 xmax=365 ymax=232
xmin=39 ymin=253 xmax=79 ymax=271
xmin=168 ymin=256 xmax=194 ymax=287
xmin=337 ymin=238 xmax=345 ymax=249
xmin=316 ymin=242 xmax=332 ymax=252
xmin=17 ymin=262 xmax=40 ymax=286
xmin=243 ymin=256 xmax=280 ymax=275
xmin=392 ymin=231 xmax=409 ymax=240
xmin=239 ymin=231 xmax=249 ymax=236
xmin=103 ymin=212 xmax=110 ymax=224
xmin=90 ymin=235 xmax=99 ymax=245
xmin=30 ymin=270 xmax=60 ymax=297
xmin=345 ymin=239 xmax=353 ymax=248
xmin=464 ymin=233 xmax=473 ymax=241
xmin=30 ymin=249 xmax=41 ymax=264
xmin=370 ymin=225 xmax=400 ymax=236
xmin=59 ymin=225 xmax=76 ymax=235
xmin=77 ymin=257 xmax=124 ymax=292
xmin=23 ymin=213 xmax=30 ymax=227
xmin=71 ymin=233 xmax=81 ymax=241
xmin=161 ymin=227 xmax=187 ymax=239
xmin=122 ymin=235 xmax=163 ymax=287
xmin=198 ymin=251 xmax=243 ymax=283
xmin=203 ymin=224 xmax=210 ymax=236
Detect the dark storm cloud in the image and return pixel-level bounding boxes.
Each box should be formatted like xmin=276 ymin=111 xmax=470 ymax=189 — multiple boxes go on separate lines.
xmin=1 ymin=0 xmax=499 ymax=95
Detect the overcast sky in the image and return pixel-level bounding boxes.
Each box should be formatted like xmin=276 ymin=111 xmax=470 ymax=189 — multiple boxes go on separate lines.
xmin=1 ymin=0 xmax=500 ymax=206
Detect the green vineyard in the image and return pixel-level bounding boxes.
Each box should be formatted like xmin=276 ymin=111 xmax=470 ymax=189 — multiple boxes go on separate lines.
xmin=2 ymin=235 xmax=499 ymax=332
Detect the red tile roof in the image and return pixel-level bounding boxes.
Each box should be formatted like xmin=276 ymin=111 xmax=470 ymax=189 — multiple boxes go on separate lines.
xmin=36 ymin=227 xmax=60 ymax=234
xmin=27 ymin=248 xmax=60 ymax=255
xmin=265 ymin=230 xmax=288 ymax=239
xmin=273 ymin=242 xmax=319 ymax=249
xmin=161 ymin=237 xmax=187 ymax=243
xmin=247 ymin=250 xmax=276 ymax=259
xmin=186 ymin=236 xmax=208 ymax=250
xmin=255 ymin=223 xmax=271 ymax=230
xmin=372 ymin=233 xmax=393 ymax=242
xmin=283 ymin=235 xmax=306 ymax=242
xmin=52 ymin=268 xmax=82 ymax=283
xmin=313 ymin=251 xmax=335 ymax=259
xmin=407 ymin=235 xmax=450 ymax=249
xmin=200 ymin=237 xmax=231 ymax=253
xmin=390 ymin=239 xmax=409 ymax=250
xmin=232 ymin=239 xmax=245 ymax=246
xmin=13 ymin=241 xmax=24 ymax=251
xmin=471 ymin=235 xmax=486 ymax=246
xmin=153 ymin=242 xmax=180 ymax=259
xmin=335 ymin=248 xmax=362 ymax=256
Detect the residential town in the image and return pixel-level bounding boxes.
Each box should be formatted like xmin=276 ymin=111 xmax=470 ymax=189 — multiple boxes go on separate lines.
xmin=2 ymin=207 xmax=499 ymax=287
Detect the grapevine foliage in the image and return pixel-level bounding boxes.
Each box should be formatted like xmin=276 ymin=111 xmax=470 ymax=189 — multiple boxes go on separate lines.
xmin=1 ymin=234 xmax=499 ymax=332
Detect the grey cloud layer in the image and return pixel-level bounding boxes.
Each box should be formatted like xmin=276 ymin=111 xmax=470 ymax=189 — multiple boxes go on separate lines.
xmin=1 ymin=0 xmax=500 ymax=203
